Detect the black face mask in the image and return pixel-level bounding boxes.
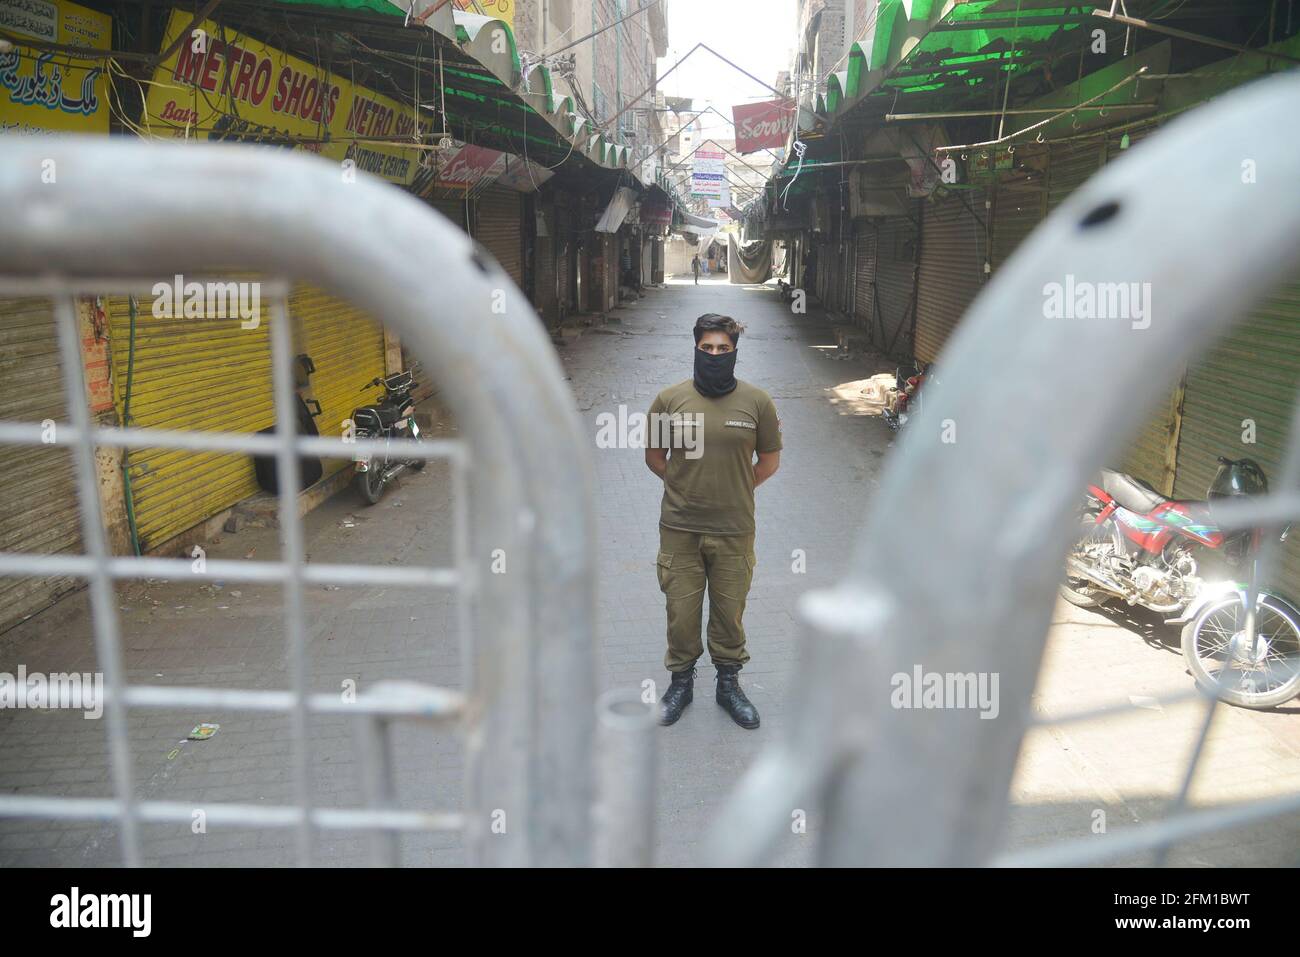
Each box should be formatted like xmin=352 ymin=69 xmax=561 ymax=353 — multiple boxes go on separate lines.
xmin=693 ymin=346 xmax=738 ymax=397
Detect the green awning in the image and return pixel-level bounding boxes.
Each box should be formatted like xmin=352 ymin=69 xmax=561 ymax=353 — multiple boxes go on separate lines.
xmin=816 ymin=1 xmax=1086 ymax=118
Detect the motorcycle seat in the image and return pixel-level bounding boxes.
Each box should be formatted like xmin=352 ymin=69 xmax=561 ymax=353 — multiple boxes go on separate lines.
xmin=1099 ymin=468 xmax=1168 ymax=514
xmin=353 ymin=403 xmax=403 ymax=429
xmin=376 ymin=405 xmax=404 ymax=428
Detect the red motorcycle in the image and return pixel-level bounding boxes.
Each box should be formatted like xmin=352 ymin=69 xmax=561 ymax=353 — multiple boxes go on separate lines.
xmin=882 ymin=360 xmax=931 ymax=432
xmin=1061 ymin=457 xmax=1300 ymax=709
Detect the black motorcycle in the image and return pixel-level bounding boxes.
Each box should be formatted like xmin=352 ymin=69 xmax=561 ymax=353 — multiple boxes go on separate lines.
xmin=350 ymin=370 xmax=425 ymax=505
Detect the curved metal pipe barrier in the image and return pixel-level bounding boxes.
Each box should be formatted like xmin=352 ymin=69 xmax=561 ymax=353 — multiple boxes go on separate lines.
xmin=0 ymin=138 xmax=598 ymax=866
xmin=706 ymin=70 xmax=1300 ymax=866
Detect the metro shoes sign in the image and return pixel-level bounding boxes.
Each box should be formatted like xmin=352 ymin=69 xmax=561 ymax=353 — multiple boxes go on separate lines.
xmin=732 ymin=98 xmax=796 ymax=154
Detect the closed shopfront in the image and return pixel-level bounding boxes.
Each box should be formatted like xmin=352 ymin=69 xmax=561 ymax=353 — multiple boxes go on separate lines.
xmin=1172 ymin=276 xmax=1300 ymax=590
xmin=289 ymin=285 xmax=388 ymax=479
xmin=556 ymin=203 xmax=573 ymax=318
xmin=640 ymin=230 xmax=653 ymax=287
xmin=105 ymin=285 xmax=386 ymax=553
xmin=837 ymin=239 xmax=853 ymax=315
xmin=914 ymin=190 xmax=987 ymax=363
xmin=107 ymin=293 xmax=274 ymax=552
xmin=429 ymin=194 xmax=466 ymax=231
xmin=874 ymin=215 xmax=918 ymax=359
xmin=852 ymin=222 xmax=876 ymax=333
xmin=533 ymin=199 xmax=557 ymax=327
xmin=473 ymin=185 xmax=523 ymax=289
xmin=0 ymin=299 xmax=83 ymax=632
xmin=1100 ymin=124 xmax=1176 ymax=489
xmin=990 ymin=175 xmax=1045 ymax=271
xmin=1047 ymin=140 xmax=1104 ymax=213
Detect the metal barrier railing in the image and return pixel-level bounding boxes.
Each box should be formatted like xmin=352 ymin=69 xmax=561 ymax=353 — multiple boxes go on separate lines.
xmin=3 ymin=71 xmax=1299 ymax=869
xmin=704 ymin=69 xmax=1300 ymax=867
xmin=0 ymin=138 xmax=616 ymax=866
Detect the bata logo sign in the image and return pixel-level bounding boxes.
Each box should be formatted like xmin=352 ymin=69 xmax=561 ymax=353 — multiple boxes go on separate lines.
xmin=732 ymin=98 xmax=796 ymax=154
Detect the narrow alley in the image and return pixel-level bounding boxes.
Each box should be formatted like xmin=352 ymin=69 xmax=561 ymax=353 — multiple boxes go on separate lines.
xmin=3 ymin=274 xmax=1299 ymax=867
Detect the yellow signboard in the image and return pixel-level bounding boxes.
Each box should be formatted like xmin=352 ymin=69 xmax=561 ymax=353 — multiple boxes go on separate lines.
xmin=143 ymin=10 xmax=428 ymax=186
xmin=0 ymin=0 xmax=111 ymax=135
xmin=453 ymin=0 xmax=514 ymax=28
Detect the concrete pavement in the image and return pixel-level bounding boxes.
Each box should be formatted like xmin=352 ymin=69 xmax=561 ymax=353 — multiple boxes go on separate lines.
xmin=1 ymin=273 xmax=1298 ymax=866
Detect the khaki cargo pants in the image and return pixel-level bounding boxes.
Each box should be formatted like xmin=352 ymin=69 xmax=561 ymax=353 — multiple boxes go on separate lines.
xmin=655 ymin=526 xmax=756 ymax=672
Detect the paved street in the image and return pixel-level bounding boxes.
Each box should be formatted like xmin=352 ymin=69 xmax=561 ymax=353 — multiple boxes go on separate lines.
xmin=2 ymin=274 xmax=1298 ymax=866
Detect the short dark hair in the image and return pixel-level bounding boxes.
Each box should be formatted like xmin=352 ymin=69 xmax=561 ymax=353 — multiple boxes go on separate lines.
xmin=693 ymin=313 xmax=744 ymax=345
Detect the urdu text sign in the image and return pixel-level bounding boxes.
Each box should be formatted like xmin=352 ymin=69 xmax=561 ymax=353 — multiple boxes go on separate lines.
xmin=0 ymin=0 xmax=111 ymax=135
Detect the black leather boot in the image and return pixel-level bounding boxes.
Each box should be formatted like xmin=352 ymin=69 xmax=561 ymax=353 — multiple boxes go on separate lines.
xmin=715 ymin=664 xmax=760 ymax=729
xmin=659 ymin=668 xmax=695 ymax=726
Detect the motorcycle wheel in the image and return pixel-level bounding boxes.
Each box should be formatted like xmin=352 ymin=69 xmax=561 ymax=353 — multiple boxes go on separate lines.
xmin=356 ymin=464 xmax=385 ymax=505
xmin=1059 ymin=513 xmax=1109 ymax=608
xmin=1181 ymin=594 xmax=1300 ymax=709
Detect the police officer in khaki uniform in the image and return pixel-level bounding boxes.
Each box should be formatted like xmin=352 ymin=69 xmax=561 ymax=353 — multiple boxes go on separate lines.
xmin=645 ymin=314 xmax=782 ymax=728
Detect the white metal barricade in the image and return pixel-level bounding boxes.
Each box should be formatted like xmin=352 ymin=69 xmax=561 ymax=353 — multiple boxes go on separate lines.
xmin=705 ymin=70 xmax=1300 ymax=867
xmin=3 ymin=70 xmax=1299 ymax=869
xmin=0 ymin=138 xmax=652 ymax=867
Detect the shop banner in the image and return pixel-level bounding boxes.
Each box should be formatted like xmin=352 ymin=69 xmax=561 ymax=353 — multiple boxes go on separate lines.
xmin=493 ymin=154 xmax=554 ymax=192
xmin=144 ymin=10 xmax=428 ymax=186
xmin=641 ymin=197 xmax=672 ymax=225
xmin=453 ymin=0 xmax=514 ymax=27
xmin=706 ymin=179 xmax=732 ymax=209
xmin=435 ymin=144 xmax=506 ymax=193
xmin=0 ymin=0 xmax=110 ymax=135
xmin=690 ymin=146 xmax=726 ymax=198
xmin=732 ymin=98 xmax=795 ymax=154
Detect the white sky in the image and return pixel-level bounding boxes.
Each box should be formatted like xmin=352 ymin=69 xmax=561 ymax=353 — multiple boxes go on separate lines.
xmin=658 ymin=0 xmax=797 ymax=142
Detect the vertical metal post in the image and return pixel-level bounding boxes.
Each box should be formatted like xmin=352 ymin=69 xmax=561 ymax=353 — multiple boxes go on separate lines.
xmin=269 ymin=292 xmax=313 ymax=865
xmin=355 ymin=713 xmax=400 ymax=867
xmin=593 ymin=689 xmax=656 ymax=867
xmin=53 ymin=294 xmax=141 ymax=867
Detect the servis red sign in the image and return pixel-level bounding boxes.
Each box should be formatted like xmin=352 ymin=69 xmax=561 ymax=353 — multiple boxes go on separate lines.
xmin=732 ymin=98 xmax=796 ymax=153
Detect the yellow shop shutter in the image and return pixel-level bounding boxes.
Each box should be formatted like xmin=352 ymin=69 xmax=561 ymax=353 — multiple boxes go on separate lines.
xmin=0 ymin=298 xmax=83 ymax=631
xmin=289 ymin=284 xmax=387 ymax=479
xmin=107 ymin=294 xmax=274 ymax=552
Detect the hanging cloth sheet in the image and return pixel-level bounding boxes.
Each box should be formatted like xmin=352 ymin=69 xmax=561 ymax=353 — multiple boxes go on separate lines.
xmin=728 ymin=234 xmax=773 ymax=284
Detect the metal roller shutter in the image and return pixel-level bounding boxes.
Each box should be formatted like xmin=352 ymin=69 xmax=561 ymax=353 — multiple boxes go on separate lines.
xmin=289 ymin=284 xmax=388 ymax=479
xmin=991 ymin=180 xmax=1045 ymax=271
xmin=1116 ymin=384 xmax=1183 ymax=496
xmin=1102 ymin=122 xmax=1179 ymax=490
xmin=556 ymin=204 xmax=572 ymax=316
xmin=914 ymin=190 xmax=987 ymax=363
xmin=838 ymin=240 xmax=853 ymax=315
xmin=107 ymin=293 xmax=274 ymax=552
xmin=535 ymin=226 xmax=556 ymax=326
xmin=1047 ymin=141 xmax=1104 ymax=212
xmin=430 ymin=194 xmax=466 ymax=231
xmin=853 ymin=223 xmax=876 ymax=332
xmin=816 ymin=238 xmax=831 ymax=305
xmin=1172 ymin=276 xmax=1300 ymax=591
xmin=0 ymin=298 xmax=83 ymax=631
xmin=874 ymin=216 xmax=917 ymax=359
xmin=473 ymin=186 xmax=523 ymax=289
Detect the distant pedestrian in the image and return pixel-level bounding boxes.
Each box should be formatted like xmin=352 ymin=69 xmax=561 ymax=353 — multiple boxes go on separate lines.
xmin=645 ymin=313 xmax=782 ymax=729
xmin=691 ymin=253 xmax=701 ymax=284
